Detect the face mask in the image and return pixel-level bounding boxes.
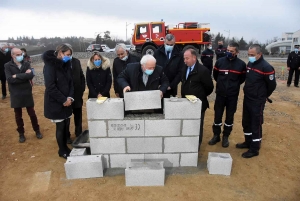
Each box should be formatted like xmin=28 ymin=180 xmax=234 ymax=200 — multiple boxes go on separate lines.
xmin=121 ymin=56 xmax=128 ymax=61
xmin=295 ymin=49 xmax=299 ymax=53
xmin=226 ymin=52 xmax=234 ymax=59
xmin=16 ymin=55 xmax=24 ymax=63
xmin=94 ymin=60 xmax=102 ymax=67
xmin=4 ymin=48 xmax=9 ymax=53
xmin=165 ymin=45 xmax=174 ymax=52
xmin=144 ymin=69 xmax=154 ymax=75
xmin=218 ymin=45 xmax=223 ymax=48
xmin=208 ymin=46 xmax=212 ymax=50
xmin=62 ymin=56 xmax=71 ymax=63
xmin=248 ymin=56 xmax=256 ymax=63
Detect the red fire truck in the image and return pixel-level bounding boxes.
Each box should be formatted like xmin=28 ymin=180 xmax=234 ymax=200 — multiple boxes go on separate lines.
xmin=131 ymin=21 xmax=211 ymax=55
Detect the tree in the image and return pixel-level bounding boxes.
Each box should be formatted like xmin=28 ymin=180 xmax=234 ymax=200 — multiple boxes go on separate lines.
xmin=213 ymin=32 xmax=226 ymax=47
xmin=96 ymin=34 xmax=101 ymax=44
xmin=103 ymin=31 xmax=111 ymax=40
xmin=238 ymin=37 xmax=248 ymax=50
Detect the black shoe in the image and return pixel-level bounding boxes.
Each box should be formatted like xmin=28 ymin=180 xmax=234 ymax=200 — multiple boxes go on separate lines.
xmin=295 ymin=85 xmax=299 ymax=88
xmin=222 ymin=136 xmax=229 ymax=147
xmin=287 ymin=84 xmax=290 ymax=87
xmin=236 ymin=142 xmax=250 ymax=149
xmin=36 ymin=131 xmax=43 ymax=139
xmin=19 ymin=134 xmax=26 ymax=143
xmin=242 ymin=150 xmax=259 ymax=158
xmin=208 ymin=135 xmax=221 ymax=145
xmin=67 ymin=138 xmax=73 ymax=144
xmin=58 ymin=151 xmax=69 ymax=159
xmin=2 ymin=95 xmax=6 ymax=99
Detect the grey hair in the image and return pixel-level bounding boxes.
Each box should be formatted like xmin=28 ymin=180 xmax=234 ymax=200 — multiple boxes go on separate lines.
xmin=56 ymin=44 xmax=73 ymax=54
xmin=11 ymin=48 xmax=20 ymax=55
xmin=165 ymin=34 xmax=175 ymax=42
xmin=115 ymin=43 xmax=127 ymax=53
xmin=249 ymin=44 xmax=262 ymax=54
xmin=140 ymin=54 xmax=156 ymax=66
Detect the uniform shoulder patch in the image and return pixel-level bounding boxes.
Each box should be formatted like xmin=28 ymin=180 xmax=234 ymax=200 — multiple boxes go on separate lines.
xmin=269 ymin=74 xmax=274 ymax=80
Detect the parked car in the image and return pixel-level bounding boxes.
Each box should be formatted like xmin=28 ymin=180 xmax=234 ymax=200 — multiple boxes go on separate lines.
xmin=101 ymin=44 xmax=110 ymax=51
xmin=86 ymin=44 xmax=103 ymax=52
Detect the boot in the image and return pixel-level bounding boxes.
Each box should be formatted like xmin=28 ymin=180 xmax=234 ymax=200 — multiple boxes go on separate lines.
xmin=208 ymin=135 xmax=221 ymax=145
xmin=222 ymin=135 xmax=229 ymax=147
xmin=36 ymin=131 xmax=43 ymax=139
xmin=236 ymin=142 xmax=250 ymax=149
xmin=19 ymin=133 xmax=26 ymax=143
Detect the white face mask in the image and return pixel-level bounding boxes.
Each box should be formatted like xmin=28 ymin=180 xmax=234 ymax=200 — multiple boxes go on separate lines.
xmin=208 ymin=46 xmax=212 ymax=50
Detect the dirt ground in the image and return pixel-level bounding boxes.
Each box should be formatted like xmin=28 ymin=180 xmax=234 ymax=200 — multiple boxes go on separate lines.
xmin=0 ymin=59 xmax=300 ymax=201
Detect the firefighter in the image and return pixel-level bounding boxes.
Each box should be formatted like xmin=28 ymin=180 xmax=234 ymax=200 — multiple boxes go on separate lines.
xmin=236 ymin=44 xmax=276 ymax=158
xmin=200 ymin=43 xmax=214 ymax=76
xmin=286 ymin=44 xmax=300 ymax=87
xmin=215 ymin=40 xmax=226 ymax=60
xmin=154 ymin=34 xmax=183 ymax=98
xmin=209 ymin=42 xmax=246 ymax=147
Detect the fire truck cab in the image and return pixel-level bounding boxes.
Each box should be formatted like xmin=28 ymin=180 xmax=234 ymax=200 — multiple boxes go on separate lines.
xmin=131 ymin=21 xmax=211 ymax=55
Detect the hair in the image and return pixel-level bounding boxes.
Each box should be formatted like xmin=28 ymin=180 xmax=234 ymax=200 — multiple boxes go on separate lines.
xmin=20 ymin=48 xmax=27 ymax=52
xmin=90 ymin=51 xmax=106 ymax=62
xmin=11 ymin=48 xmax=18 ymax=55
xmin=140 ymin=54 xmax=156 ymax=66
xmin=228 ymin=42 xmax=240 ymax=52
xmin=115 ymin=43 xmax=127 ymax=53
xmin=249 ymin=44 xmax=262 ymax=54
xmin=184 ymin=48 xmax=198 ymax=57
xmin=55 ymin=44 xmax=73 ymax=54
xmin=165 ymin=34 xmax=175 ymax=42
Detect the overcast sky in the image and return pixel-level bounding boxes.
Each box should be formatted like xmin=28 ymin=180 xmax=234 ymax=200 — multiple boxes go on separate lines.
xmin=0 ymin=0 xmax=299 ymax=43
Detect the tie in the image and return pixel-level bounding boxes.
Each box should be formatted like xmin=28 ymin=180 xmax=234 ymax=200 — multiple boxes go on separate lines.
xmin=186 ymin=67 xmax=191 ymax=80
xmin=167 ymin=51 xmax=170 ymax=59
xmin=143 ymin=73 xmax=148 ymax=86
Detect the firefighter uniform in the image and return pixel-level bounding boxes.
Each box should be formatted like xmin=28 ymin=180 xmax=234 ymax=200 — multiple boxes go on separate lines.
xmin=240 ymin=56 xmax=276 ymax=155
xmin=287 ymin=47 xmax=300 ymax=87
xmin=215 ymin=45 xmax=227 ymax=60
xmin=200 ymin=48 xmax=214 ymax=76
xmin=210 ymin=56 xmax=246 ymax=147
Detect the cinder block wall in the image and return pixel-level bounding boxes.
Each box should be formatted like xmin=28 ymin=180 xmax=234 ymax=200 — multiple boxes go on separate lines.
xmin=86 ymin=98 xmax=202 ymax=168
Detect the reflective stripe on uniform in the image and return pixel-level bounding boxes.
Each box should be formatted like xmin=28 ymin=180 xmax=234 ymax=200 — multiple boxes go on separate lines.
xmin=244 ymin=133 xmax=252 ymax=135
xmin=224 ymin=123 xmax=233 ymax=127
xmin=214 ymin=122 xmax=222 ymax=126
xmin=252 ymin=138 xmax=262 ymax=142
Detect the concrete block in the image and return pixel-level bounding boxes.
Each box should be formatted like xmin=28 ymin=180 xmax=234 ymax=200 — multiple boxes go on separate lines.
xmin=124 ymin=90 xmax=161 ymax=111
xmin=144 ymin=154 xmax=179 ymax=167
xmin=182 ymin=120 xmax=200 ymax=136
xmin=127 ymin=138 xmax=162 ymax=153
xmin=145 ymin=120 xmax=181 ymax=136
xmin=207 ymin=152 xmax=232 ymax=176
xmin=164 ymin=137 xmax=199 ymax=153
xmin=180 ymin=153 xmax=198 ymax=167
xmin=70 ymin=148 xmax=87 ymax=156
xmin=102 ymin=155 xmax=110 ymax=169
xmin=108 ymin=120 xmax=144 ymax=137
xmin=90 ymin=138 xmax=125 ymax=154
xmin=86 ymin=98 xmax=124 ymax=120
xmin=88 ymin=120 xmax=107 ymax=138
xmin=164 ymin=98 xmax=202 ymax=119
xmin=125 ymin=162 xmax=165 ymax=186
xmin=64 ymin=155 xmax=103 ymax=179
xmin=110 ymin=154 xmax=144 ymax=168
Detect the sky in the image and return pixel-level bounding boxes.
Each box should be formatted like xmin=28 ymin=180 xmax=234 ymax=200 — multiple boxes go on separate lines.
xmin=0 ymin=0 xmax=299 ymax=43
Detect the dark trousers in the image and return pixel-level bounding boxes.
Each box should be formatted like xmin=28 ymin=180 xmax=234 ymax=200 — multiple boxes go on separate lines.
xmin=287 ymin=67 xmax=299 ymax=86
xmin=14 ymin=107 xmax=40 ymax=134
xmin=242 ymin=99 xmax=265 ymax=152
xmin=56 ymin=118 xmax=71 ymax=154
xmin=1 ymin=74 xmax=6 ymax=96
xmin=212 ymin=95 xmax=238 ymax=136
xmin=68 ymin=107 xmax=83 ymax=138
xmin=199 ymin=110 xmax=206 ymax=147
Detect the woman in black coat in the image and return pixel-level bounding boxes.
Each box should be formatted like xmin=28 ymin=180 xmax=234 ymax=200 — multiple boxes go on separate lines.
xmin=86 ymin=51 xmax=112 ymax=98
xmin=43 ymin=44 xmax=74 ymax=159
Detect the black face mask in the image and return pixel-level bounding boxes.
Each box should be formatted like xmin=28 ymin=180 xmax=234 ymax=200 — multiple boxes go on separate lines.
xmin=218 ymin=45 xmax=223 ymax=48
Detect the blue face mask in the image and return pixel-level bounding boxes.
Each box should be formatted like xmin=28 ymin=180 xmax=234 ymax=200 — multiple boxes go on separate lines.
xmin=94 ymin=60 xmax=102 ymax=67
xmin=208 ymin=46 xmax=212 ymax=50
xmin=165 ymin=45 xmax=174 ymax=52
xmin=121 ymin=56 xmax=128 ymax=61
xmin=226 ymin=52 xmax=234 ymax=59
xmin=248 ymin=56 xmax=256 ymax=63
xmin=16 ymin=55 xmax=24 ymax=63
xmin=62 ymin=56 xmax=71 ymax=63
xmin=4 ymin=48 xmax=9 ymax=53
xmin=295 ymin=49 xmax=299 ymax=53
xmin=145 ymin=69 xmax=154 ymax=75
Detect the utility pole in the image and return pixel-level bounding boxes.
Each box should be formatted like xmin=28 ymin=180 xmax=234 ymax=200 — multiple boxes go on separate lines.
xmin=126 ymin=22 xmax=131 ymax=42
xmin=224 ymin=29 xmax=230 ymax=40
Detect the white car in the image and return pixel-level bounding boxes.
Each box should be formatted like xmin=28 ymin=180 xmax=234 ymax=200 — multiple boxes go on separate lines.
xmin=101 ymin=44 xmax=110 ymax=51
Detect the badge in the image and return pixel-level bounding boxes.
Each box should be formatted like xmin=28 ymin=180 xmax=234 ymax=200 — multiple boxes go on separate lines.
xmin=269 ymin=74 xmax=274 ymax=80
xmin=225 ymin=72 xmax=228 ymax=74
xmin=247 ymin=70 xmax=249 ymax=73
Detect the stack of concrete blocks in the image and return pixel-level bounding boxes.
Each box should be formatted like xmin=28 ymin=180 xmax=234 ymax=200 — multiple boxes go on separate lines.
xmin=207 ymin=152 xmax=233 ymax=176
xmin=86 ymin=94 xmax=202 ymax=169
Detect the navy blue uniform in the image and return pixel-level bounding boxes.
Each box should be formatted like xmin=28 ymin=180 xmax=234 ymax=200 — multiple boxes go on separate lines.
xmin=287 ymin=51 xmax=300 ymax=86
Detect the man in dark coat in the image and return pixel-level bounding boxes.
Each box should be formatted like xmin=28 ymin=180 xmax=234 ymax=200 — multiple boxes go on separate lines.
xmin=113 ymin=43 xmax=140 ymax=98
xmin=4 ymin=48 xmax=42 ymax=143
xmin=286 ymin=44 xmax=300 ymax=87
xmin=200 ymin=43 xmax=214 ymax=76
xmin=153 ymin=34 xmax=183 ymax=98
xmin=215 ymin=40 xmax=227 ymax=60
xmin=181 ymin=48 xmax=214 ymax=149
xmin=0 ymin=46 xmax=12 ymax=99
xmin=117 ymin=54 xmax=169 ymax=98
xmin=67 ymin=55 xmax=85 ymax=143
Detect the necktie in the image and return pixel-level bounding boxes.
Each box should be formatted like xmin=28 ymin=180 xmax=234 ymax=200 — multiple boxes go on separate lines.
xmin=143 ymin=73 xmax=148 ymax=86
xmin=167 ymin=51 xmax=170 ymax=59
xmin=186 ymin=67 xmax=191 ymax=80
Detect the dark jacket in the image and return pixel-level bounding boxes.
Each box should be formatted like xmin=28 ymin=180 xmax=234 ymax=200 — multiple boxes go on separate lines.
xmin=0 ymin=50 xmax=12 ymax=78
xmin=113 ymin=53 xmax=140 ymax=97
xmin=201 ymin=48 xmax=214 ymax=69
xmin=71 ymin=57 xmax=85 ymax=108
xmin=117 ymin=62 xmax=169 ymax=93
xmin=86 ymin=57 xmax=112 ymax=98
xmin=243 ymin=56 xmax=277 ymax=102
xmin=43 ymin=50 xmax=74 ymax=120
xmin=181 ymin=61 xmax=214 ymax=111
xmin=213 ymin=56 xmax=246 ymax=97
xmin=215 ymin=45 xmax=227 ymax=60
xmin=153 ymin=45 xmax=183 ymax=96
xmin=4 ymin=60 xmax=34 ymax=108
xmin=287 ymin=51 xmax=300 ymax=68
